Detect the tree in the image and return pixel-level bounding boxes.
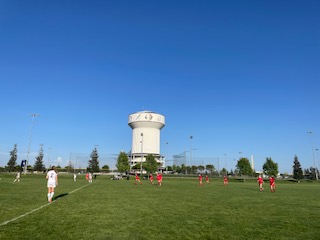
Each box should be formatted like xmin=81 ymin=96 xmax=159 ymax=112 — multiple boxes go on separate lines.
xmin=101 ymin=165 xmax=110 ymax=172
xmin=143 ymin=154 xmax=159 ymax=174
xmin=116 ymin=151 xmax=129 ymax=174
xmin=172 ymin=164 xmax=177 ymax=172
xmin=236 ymin=157 xmax=253 ymax=180
xmin=220 ymin=168 xmax=228 ymax=176
xmin=166 ymin=166 xmax=173 ymax=171
xmin=87 ymin=147 xmax=100 ymax=173
xmin=191 ymin=165 xmax=198 ymax=174
xmin=6 ymin=144 xmax=18 ymax=172
xmin=180 ymin=164 xmax=186 ymax=174
xmin=34 ymin=145 xmax=45 ymax=172
xmin=293 ymin=155 xmax=303 ymax=181
xmin=198 ymin=165 xmax=205 ymax=172
xmin=262 ymin=157 xmax=279 ymax=177
xmin=205 ymin=164 xmax=215 ymax=174
xmin=307 ymin=167 xmax=319 ymax=180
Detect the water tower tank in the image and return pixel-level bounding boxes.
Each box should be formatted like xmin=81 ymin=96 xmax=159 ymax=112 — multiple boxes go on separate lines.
xmin=128 ymin=111 xmax=165 ymax=168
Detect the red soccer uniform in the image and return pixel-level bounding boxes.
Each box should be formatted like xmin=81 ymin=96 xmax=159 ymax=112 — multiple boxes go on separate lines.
xmin=205 ymin=176 xmax=209 ymax=181
xmin=199 ymin=175 xmax=203 ymax=181
xmin=258 ymin=177 xmax=263 ymax=184
xmin=269 ymin=177 xmax=275 ymax=186
xmin=156 ymin=174 xmax=162 ymax=186
xmin=150 ymin=175 xmax=154 ymax=181
xmin=135 ymin=175 xmax=140 ymax=180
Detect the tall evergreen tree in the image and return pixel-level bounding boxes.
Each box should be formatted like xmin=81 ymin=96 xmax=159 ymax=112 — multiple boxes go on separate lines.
xmin=293 ymin=155 xmax=303 ymax=180
xmin=262 ymin=157 xmax=279 ymax=176
xmin=87 ymin=147 xmax=100 ymax=172
xmin=34 ymin=145 xmax=45 ymax=172
xmin=116 ymin=151 xmax=129 ymax=174
xmin=6 ymin=144 xmax=18 ymax=172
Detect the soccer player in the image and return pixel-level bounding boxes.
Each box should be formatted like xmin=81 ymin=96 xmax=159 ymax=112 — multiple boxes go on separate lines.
xmin=88 ymin=172 xmax=93 ymax=183
xmin=13 ymin=171 xmax=21 ymax=183
xmin=156 ymin=173 xmax=162 ymax=186
xmin=198 ymin=174 xmax=203 ymax=186
xmin=73 ymin=173 xmax=77 ymax=182
xmin=269 ymin=176 xmax=276 ymax=192
xmin=257 ymin=175 xmax=264 ymax=191
xmin=135 ymin=174 xmax=142 ymax=185
xmin=85 ymin=172 xmax=89 ymax=182
xmin=46 ymin=166 xmax=58 ymax=203
xmin=149 ymin=173 xmax=154 ymax=184
xmin=205 ymin=175 xmax=210 ymax=184
xmin=223 ymin=175 xmax=228 ymax=186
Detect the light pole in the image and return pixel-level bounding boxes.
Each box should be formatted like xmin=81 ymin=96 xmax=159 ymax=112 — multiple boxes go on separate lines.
xmin=224 ymin=153 xmax=227 ymax=173
xmin=307 ymin=131 xmax=318 ymax=181
xmin=25 ymin=113 xmax=40 ymax=174
xmin=47 ymin=147 xmax=52 ymax=169
xmin=316 ymin=148 xmax=320 ymax=174
xmin=189 ymin=136 xmax=193 ymax=174
xmin=165 ymin=142 xmax=169 ymax=172
xmin=140 ymin=133 xmax=143 ymax=174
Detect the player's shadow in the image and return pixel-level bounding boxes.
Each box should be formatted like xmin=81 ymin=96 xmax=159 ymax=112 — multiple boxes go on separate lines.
xmin=53 ymin=193 xmax=69 ymax=201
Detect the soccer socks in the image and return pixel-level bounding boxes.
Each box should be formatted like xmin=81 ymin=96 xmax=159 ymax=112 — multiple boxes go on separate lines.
xmin=48 ymin=192 xmax=54 ymax=202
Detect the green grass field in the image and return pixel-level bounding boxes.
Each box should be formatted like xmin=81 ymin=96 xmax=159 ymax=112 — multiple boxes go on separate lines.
xmin=0 ymin=173 xmax=319 ymax=240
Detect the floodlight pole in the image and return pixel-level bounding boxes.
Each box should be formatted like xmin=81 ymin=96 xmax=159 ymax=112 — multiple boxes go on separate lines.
xmin=316 ymin=149 xmax=320 ymax=175
xmin=307 ymin=131 xmax=318 ymax=180
xmin=165 ymin=142 xmax=169 ymax=172
xmin=188 ymin=136 xmax=193 ymax=174
xmin=25 ymin=113 xmax=40 ymax=174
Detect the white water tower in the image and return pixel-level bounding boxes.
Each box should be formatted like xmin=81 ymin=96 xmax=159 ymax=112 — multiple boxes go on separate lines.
xmin=128 ymin=111 xmax=165 ymax=171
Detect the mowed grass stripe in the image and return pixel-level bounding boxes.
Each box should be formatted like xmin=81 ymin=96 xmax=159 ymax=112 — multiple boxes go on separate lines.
xmin=0 ymin=176 xmax=96 ymax=226
xmin=0 ymin=174 xmax=320 ymax=240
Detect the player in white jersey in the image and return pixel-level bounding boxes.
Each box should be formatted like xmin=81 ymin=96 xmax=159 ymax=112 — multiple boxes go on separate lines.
xmin=46 ymin=166 xmax=58 ymax=202
xmin=13 ymin=171 xmax=21 ymax=183
xmin=88 ymin=172 xmax=93 ymax=183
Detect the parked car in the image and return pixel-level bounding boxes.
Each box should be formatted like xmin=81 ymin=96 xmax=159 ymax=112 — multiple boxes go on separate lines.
xmin=111 ymin=174 xmax=122 ymax=180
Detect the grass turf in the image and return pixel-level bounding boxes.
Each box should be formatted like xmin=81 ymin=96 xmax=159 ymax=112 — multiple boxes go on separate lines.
xmin=0 ymin=173 xmax=319 ymax=240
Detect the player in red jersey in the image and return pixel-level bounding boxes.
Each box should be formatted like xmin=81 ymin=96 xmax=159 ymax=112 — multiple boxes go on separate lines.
xmin=160 ymin=173 xmax=163 ymax=186
xmin=156 ymin=173 xmax=162 ymax=186
xmin=257 ymin=175 xmax=264 ymax=191
xmin=134 ymin=174 xmax=142 ymax=185
xmin=85 ymin=172 xmax=89 ymax=182
xmin=149 ymin=173 xmax=154 ymax=184
xmin=198 ymin=174 xmax=203 ymax=186
xmin=269 ymin=176 xmax=276 ymax=192
xmin=223 ymin=175 xmax=228 ymax=186
xmin=205 ymin=175 xmax=209 ymax=184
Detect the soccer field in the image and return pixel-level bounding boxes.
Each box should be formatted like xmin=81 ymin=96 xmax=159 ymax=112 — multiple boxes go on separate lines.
xmin=0 ymin=174 xmax=319 ymax=240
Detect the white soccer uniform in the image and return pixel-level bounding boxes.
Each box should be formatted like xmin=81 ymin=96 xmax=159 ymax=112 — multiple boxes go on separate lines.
xmin=47 ymin=170 xmax=57 ymax=188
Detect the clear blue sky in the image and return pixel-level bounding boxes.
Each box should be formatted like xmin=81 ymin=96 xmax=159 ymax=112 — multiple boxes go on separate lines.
xmin=0 ymin=0 xmax=319 ymax=173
